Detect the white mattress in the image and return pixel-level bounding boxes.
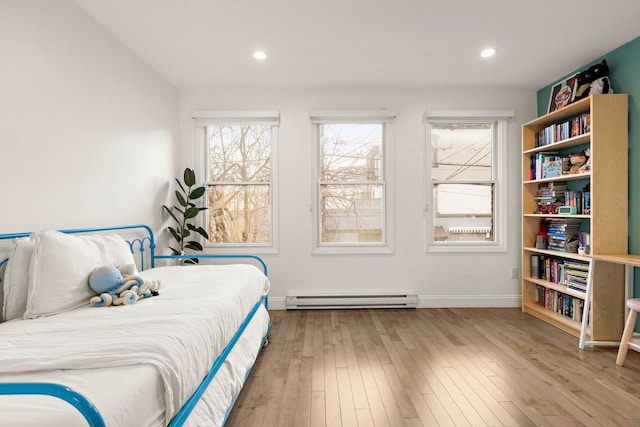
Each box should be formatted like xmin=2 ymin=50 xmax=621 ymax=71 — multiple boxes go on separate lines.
xmin=0 ymin=264 xmax=270 ymax=427
xmin=0 ymin=365 xmax=165 ymax=427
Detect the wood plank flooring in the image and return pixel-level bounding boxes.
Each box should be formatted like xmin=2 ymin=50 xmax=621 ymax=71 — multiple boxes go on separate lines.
xmin=225 ymin=308 xmax=640 ymax=426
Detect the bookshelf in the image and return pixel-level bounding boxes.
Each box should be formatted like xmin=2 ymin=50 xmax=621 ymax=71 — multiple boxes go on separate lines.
xmin=521 ymin=94 xmax=628 ymax=341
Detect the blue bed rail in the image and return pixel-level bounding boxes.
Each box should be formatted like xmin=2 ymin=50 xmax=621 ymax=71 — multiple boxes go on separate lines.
xmin=0 ymin=224 xmax=269 ymax=427
xmin=0 ymin=224 xmax=268 ymax=275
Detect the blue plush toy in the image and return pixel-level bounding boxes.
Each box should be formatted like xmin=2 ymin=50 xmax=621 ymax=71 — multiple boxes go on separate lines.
xmin=88 ymin=265 xmax=160 ymax=307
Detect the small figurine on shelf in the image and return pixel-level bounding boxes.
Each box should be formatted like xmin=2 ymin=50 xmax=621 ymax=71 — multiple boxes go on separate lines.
xmin=536 ymin=198 xmax=564 ymax=215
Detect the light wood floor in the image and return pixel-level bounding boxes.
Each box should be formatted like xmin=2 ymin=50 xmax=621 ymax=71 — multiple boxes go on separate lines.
xmin=225 ymin=308 xmax=640 ymax=426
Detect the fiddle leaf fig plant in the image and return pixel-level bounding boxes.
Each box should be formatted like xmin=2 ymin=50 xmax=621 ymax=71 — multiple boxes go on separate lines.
xmin=163 ymin=167 xmax=209 ymax=264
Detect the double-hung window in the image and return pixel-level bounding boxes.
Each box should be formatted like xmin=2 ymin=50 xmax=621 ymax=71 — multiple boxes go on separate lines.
xmin=425 ymin=110 xmax=512 ymax=252
xmin=311 ymin=110 xmax=396 ymax=254
xmin=193 ymin=111 xmax=279 ymax=251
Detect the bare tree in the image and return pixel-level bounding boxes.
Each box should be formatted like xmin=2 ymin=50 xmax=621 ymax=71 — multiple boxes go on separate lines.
xmin=207 ymin=125 xmax=271 ymax=243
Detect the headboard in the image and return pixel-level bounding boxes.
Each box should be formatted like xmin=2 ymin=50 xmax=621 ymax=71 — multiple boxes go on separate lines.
xmin=0 ymin=224 xmax=267 ymax=275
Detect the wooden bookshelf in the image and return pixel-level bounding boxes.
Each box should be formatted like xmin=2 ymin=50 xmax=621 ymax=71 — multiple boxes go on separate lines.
xmin=521 ymin=94 xmax=628 ymax=342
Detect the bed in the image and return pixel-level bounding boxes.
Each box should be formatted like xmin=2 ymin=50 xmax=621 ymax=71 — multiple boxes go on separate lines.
xmin=0 ymin=224 xmax=270 ymax=427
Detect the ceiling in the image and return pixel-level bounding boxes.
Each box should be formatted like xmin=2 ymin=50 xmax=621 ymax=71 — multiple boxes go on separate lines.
xmin=74 ymin=0 xmax=640 ymax=89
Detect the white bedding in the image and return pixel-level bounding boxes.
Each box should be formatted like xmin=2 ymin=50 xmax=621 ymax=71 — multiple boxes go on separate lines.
xmin=0 ymin=264 xmax=270 ymax=426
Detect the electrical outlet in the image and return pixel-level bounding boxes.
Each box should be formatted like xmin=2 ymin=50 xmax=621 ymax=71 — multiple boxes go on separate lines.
xmin=511 ymin=267 xmax=519 ymax=279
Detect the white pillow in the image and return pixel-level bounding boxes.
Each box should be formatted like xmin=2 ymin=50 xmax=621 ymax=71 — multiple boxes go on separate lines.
xmin=24 ymin=230 xmax=135 ymax=319
xmin=2 ymin=237 xmax=35 ymax=321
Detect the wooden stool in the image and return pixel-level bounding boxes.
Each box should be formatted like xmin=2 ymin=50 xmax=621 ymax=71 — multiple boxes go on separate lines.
xmin=616 ymin=299 xmax=640 ymax=366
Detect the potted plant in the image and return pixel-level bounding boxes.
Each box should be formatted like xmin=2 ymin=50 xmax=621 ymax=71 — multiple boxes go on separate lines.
xmin=162 ymin=167 xmax=209 ymax=264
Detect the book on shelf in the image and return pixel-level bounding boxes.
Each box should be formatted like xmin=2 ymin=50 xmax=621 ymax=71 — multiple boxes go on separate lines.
xmin=582 ymin=192 xmax=591 ymax=215
xmin=543 ymin=159 xmax=563 ymax=179
xmin=530 ymin=255 xmax=590 ymax=295
xmin=563 ymin=259 xmax=589 ymax=293
xmin=564 ymin=190 xmax=583 ymax=214
xmin=535 ymin=285 xmax=585 ymax=322
xmin=536 ymin=181 xmax=568 ymax=196
xmin=545 ymin=218 xmax=582 ymax=252
xmin=535 ymin=113 xmax=591 ymax=147
xmin=578 ymin=232 xmax=590 ymax=254
xmin=530 ymin=151 xmax=561 ymax=180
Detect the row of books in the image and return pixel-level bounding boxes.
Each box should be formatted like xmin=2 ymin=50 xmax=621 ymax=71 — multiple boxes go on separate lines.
xmin=565 ymin=260 xmax=589 ymax=293
xmin=535 ymin=285 xmax=586 ymax=322
xmin=529 ymin=151 xmax=562 ymax=180
xmin=535 ymin=113 xmax=591 ymax=147
xmin=531 ymin=255 xmax=590 ymax=294
xmin=546 ymin=218 xmax=581 ymax=252
xmin=533 ymin=183 xmax=591 ymax=216
xmin=564 ymin=190 xmax=590 ymax=214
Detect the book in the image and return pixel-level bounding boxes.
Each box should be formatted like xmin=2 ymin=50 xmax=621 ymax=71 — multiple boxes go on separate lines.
xmin=530 ymin=152 xmax=561 ymax=180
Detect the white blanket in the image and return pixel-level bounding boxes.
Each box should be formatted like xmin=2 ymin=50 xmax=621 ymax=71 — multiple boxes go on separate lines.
xmin=0 ymin=264 xmax=269 ymax=424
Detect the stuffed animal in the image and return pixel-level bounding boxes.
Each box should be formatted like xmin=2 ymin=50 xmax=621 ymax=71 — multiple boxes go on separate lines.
xmin=589 ymin=60 xmax=613 ymax=95
xmin=572 ymin=60 xmax=613 ymax=102
xmin=572 ymin=68 xmax=593 ymax=101
xmin=578 ymin=148 xmax=591 ymax=173
xmin=88 ymin=265 xmax=160 ymax=307
xmin=567 ymin=151 xmax=587 ymax=174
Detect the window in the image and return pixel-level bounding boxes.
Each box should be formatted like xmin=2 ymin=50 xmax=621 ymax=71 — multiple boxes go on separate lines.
xmin=311 ymin=110 xmax=396 ymax=254
xmin=193 ymin=111 xmax=279 ymax=250
xmin=425 ymin=110 xmax=512 ymax=252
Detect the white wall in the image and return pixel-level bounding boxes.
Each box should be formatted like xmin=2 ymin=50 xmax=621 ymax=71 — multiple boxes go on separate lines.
xmin=0 ymin=0 xmax=178 ymax=234
xmin=180 ymin=86 xmax=537 ymax=308
xmin=0 ymin=0 xmax=538 ymax=308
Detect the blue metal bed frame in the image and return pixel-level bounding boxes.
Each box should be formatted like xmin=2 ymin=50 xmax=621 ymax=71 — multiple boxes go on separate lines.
xmin=0 ymin=224 xmax=270 ymax=427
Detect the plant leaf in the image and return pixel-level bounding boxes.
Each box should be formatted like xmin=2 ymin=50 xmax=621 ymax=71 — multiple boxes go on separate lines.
xmin=187 ymin=224 xmax=209 ymax=239
xmin=185 ymin=241 xmax=203 ymax=251
xmin=184 ymin=168 xmax=196 ymax=187
xmin=181 ymin=228 xmax=191 ymax=238
xmin=189 ymin=186 xmax=206 ymax=200
xmin=162 ymin=206 xmax=181 ymax=225
xmin=174 ymin=177 xmax=186 ymax=194
xmin=184 ymin=206 xmax=199 ymax=219
xmin=168 ymin=227 xmax=181 ymax=243
xmin=196 ymin=226 xmax=209 ymax=239
xmin=175 ymin=190 xmax=187 ymax=207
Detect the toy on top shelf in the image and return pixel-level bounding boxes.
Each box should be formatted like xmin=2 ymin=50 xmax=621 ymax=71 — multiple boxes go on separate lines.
xmin=572 ymin=60 xmax=614 ymax=102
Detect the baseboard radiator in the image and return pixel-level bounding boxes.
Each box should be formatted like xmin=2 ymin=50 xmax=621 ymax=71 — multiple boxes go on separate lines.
xmin=285 ymin=293 xmax=418 ymax=309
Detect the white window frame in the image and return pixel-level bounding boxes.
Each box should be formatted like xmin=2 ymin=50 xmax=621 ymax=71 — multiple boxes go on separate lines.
xmin=424 ymin=110 xmax=513 ymax=253
xmin=310 ymin=110 xmax=396 ymax=255
xmin=192 ymin=110 xmax=279 ymax=254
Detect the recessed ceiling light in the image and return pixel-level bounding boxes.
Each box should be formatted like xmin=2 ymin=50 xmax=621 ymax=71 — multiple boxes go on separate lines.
xmin=253 ymin=50 xmax=268 ymax=60
xmin=481 ymin=48 xmax=496 ymax=58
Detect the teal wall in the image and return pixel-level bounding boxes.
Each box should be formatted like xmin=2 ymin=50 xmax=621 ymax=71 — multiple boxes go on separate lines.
xmin=537 ymin=36 xmax=640 ymax=295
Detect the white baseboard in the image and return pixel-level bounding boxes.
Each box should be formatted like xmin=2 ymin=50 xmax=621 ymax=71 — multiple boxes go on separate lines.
xmin=416 ymin=294 xmax=521 ymax=308
xmin=267 ymin=295 xmax=521 ymax=310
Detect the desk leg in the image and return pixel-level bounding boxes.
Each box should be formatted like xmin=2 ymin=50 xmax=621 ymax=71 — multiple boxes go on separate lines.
xmin=579 ymin=258 xmax=594 ymax=349
xmin=626 ymin=265 xmax=634 ymax=313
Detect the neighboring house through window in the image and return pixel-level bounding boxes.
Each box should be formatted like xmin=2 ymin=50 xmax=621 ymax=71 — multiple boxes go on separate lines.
xmin=193 ymin=111 xmax=279 ymax=252
xmin=425 ymin=110 xmax=513 ymax=252
xmin=311 ymin=110 xmax=396 ymax=254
